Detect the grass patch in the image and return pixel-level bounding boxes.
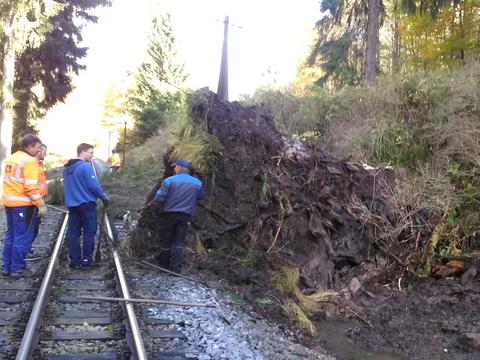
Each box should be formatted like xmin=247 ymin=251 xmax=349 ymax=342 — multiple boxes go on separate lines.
xmin=255 ymin=297 xmax=273 ymax=306
xmin=169 ymin=116 xmax=223 ymax=179
xmin=53 ymin=286 xmax=68 ymax=296
xmin=271 ymin=265 xmax=300 ymax=295
xmin=101 ymin=134 xmax=167 ymax=218
xmin=282 ymin=299 xmax=316 ymax=335
xmin=225 ymin=290 xmax=245 ymax=302
xmin=47 ymin=178 xmax=64 ymax=205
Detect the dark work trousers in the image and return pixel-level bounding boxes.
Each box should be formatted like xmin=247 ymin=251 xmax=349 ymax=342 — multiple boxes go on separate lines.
xmin=30 ymin=215 xmax=42 ymax=252
xmin=67 ymin=202 xmax=97 ymax=267
xmin=2 ymin=206 xmax=36 ymax=272
xmin=156 ymin=211 xmax=191 ymax=273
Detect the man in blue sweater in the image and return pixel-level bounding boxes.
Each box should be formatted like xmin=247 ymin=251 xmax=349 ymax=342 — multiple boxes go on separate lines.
xmin=63 ymin=143 xmax=109 ymax=268
xmin=154 ymin=159 xmax=205 ymax=273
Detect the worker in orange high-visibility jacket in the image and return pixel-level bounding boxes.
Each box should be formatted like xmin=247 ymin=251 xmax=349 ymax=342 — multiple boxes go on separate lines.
xmin=30 ymin=144 xmax=48 ymax=251
xmin=1 ymin=134 xmax=47 ymax=277
xmin=109 ymin=149 xmax=122 ymax=174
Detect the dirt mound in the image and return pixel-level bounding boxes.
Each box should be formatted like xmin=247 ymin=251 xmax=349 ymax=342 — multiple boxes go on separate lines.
xmin=129 ymin=89 xmax=394 ymax=289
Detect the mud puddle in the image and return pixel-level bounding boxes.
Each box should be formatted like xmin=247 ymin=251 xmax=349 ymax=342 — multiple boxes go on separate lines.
xmin=317 ymin=320 xmax=402 ymax=360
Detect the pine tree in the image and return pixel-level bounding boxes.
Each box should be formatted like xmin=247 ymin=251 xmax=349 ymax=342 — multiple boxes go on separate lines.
xmin=307 ymin=0 xmax=385 ymax=87
xmin=126 ymin=14 xmax=186 ymax=146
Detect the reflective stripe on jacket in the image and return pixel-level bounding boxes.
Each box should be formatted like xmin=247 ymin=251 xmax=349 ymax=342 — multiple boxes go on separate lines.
xmin=154 ymin=173 xmax=205 ymax=216
xmin=38 ymin=160 xmax=48 ymax=198
xmin=2 ymin=151 xmax=43 ymax=207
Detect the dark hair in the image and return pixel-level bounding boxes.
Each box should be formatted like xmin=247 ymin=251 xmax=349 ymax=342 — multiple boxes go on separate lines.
xmin=77 ymin=143 xmax=94 ymax=156
xmin=20 ymin=134 xmax=42 ymax=149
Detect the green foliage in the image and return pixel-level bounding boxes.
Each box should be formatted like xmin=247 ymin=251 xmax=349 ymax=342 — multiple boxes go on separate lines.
xmin=125 ymin=14 xmax=187 ymax=147
xmin=399 ymin=0 xmax=480 ymax=70
xmin=445 ymin=162 xmax=480 ymax=236
xmin=418 ymin=224 xmax=441 ymax=277
xmin=255 ymin=297 xmax=273 ymax=306
xmin=368 ymin=119 xmax=430 ymax=166
xmin=307 ymin=0 xmax=385 ymax=87
xmin=404 ymin=278 xmax=418 ymax=293
xmin=8 ymin=0 xmax=111 ymax=142
xmin=306 ymin=0 xmax=480 ymax=89
xmin=101 ymin=134 xmax=167 ymax=218
xmin=282 ymin=299 xmax=316 ymax=335
xmin=226 ymin=290 xmax=245 ymax=302
xmin=258 ymin=169 xmax=271 ymax=208
xmin=271 ymin=266 xmax=300 ymax=295
xmin=241 ymin=86 xmax=339 ymax=137
xmin=169 ymin=116 xmax=223 ymax=179
xmin=315 ymin=33 xmax=359 ymax=87
xmin=53 ymin=286 xmax=68 ymax=295
xmin=47 ymin=178 xmax=64 ymax=205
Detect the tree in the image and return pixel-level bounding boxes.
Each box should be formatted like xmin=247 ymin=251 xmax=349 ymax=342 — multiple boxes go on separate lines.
xmin=126 ymin=14 xmax=187 ymax=146
xmin=399 ymin=0 xmax=480 ymax=70
xmin=364 ymin=0 xmax=383 ymax=82
xmin=307 ymin=0 xmax=385 ymax=88
xmin=12 ymin=0 xmax=111 ymax=147
xmin=1 ymin=0 xmax=62 ymax=175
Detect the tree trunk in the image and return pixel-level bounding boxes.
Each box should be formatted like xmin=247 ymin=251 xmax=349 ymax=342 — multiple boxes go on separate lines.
xmin=392 ymin=0 xmax=401 ymax=73
xmin=0 ymin=23 xmax=16 ymax=181
xmin=364 ymin=0 xmax=382 ymax=82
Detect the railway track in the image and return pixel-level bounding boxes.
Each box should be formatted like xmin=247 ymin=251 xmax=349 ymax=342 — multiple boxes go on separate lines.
xmin=0 ymin=207 xmax=144 ymax=359
xmin=0 ymin=201 xmax=213 ymax=359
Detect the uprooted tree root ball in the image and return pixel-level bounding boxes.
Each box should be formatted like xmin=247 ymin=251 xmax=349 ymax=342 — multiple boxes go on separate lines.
xmin=127 ymin=88 xmax=395 ymax=290
xmin=124 ymin=90 xmax=480 ymax=359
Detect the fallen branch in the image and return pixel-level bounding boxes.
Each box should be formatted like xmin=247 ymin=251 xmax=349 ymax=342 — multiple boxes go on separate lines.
xmin=78 ymin=295 xmax=216 ymax=308
xmin=267 ymin=221 xmax=284 ymax=253
xmin=376 ymin=240 xmax=419 ymax=277
xmin=133 ymin=259 xmax=209 ymax=286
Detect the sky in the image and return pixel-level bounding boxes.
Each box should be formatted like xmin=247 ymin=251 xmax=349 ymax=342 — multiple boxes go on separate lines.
xmin=38 ymin=0 xmax=321 ymax=160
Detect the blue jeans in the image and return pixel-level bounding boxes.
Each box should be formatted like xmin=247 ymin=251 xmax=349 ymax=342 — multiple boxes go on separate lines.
xmin=67 ymin=202 xmax=97 ymax=266
xmin=2 ymin=206 xmax=37 ymax=272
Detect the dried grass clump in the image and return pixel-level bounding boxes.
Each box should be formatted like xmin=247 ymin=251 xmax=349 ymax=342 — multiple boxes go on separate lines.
xmin=282 ymin=299 xmax=316 ymax=335
xmin=298 ymin=290 xmax=339 ymax=315
xmin=271 ymin=265 xmax=300 ymax=295
xmin=272 ymin=265 xmax=338 ymax=328
xmin=169 ymin=116 xmax=223 ymax=178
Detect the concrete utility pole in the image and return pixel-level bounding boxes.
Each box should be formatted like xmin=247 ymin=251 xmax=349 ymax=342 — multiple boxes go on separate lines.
xmin=217 ymin=15 xmax=229 ymax=101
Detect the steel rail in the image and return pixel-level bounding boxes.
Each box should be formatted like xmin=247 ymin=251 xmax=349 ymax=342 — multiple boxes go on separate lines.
xmin=91 ymin=160 xmax=147 ymax=358
xmin=16 ymin=213 xmax=69 ymax=360
xmin=113 ymin=250 xmax=148 ymax=359
xmin=90 ymin=161 xmax=115 ymax=242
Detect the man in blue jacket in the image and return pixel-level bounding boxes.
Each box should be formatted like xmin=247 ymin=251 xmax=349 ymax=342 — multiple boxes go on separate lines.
xmin=154 ymin=159 xmax=205 ymax=273
xmin=63 ymin=143 xmax=109 ymax=268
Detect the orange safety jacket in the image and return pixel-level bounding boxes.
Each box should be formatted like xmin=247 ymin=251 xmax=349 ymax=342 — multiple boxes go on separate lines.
xmin=111 ymin=153 xmax=121 ymax=168
xmin=38 ymin=160 xmax=48 ymax=198
xmin=2 ymin=150 xmax=44 ymax=207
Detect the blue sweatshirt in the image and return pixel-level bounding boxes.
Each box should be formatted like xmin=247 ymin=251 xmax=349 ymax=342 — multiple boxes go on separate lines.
xmin=155 ymin=172 xmax=205 ymax=216
xmin=63 ymin=159 xmax=107 ymax=208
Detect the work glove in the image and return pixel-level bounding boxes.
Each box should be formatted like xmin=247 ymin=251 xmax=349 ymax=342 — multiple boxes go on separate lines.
xmin=36 ymin=202 xmax=47 ymax=218
xmin=102 ymin=198 xmax=110 ymax=208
